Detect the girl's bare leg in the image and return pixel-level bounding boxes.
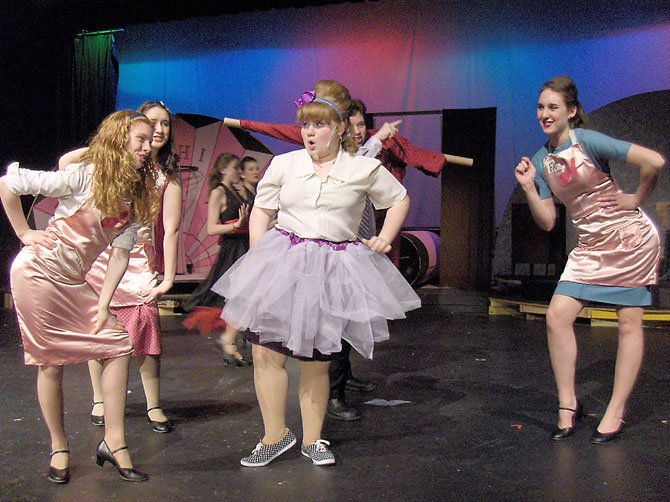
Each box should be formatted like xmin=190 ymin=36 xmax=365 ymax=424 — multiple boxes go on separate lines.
xmin=545 ymin=294 xmax=584 ymax=428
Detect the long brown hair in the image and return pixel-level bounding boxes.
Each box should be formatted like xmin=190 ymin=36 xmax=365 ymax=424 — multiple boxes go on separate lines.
xmin=81 ymin=110 xmax=161 ymax=225
xmin=540 ymin=75 xmax=588 ymax=129
xmin=137 ymin=101 xmax=182 ymax=184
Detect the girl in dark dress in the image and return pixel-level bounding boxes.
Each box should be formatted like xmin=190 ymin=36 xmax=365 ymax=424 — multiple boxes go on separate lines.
xmin=183 ymin=153 xmax=251 ymax=365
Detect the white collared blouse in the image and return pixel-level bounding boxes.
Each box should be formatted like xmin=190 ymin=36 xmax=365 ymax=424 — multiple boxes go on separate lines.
xmin=254 ymin=148 xmax=407 ymax=242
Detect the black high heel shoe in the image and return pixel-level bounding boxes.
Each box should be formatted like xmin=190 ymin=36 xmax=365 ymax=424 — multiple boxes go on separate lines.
xmin=95 ymin=439 xmax=149 ymax=482
xmin=550 ymin=400 xmax=584 ymax=441
xmin=590 ymin=420 xmax=625 ymax=444
xmin=47 ymin=449 xmax=70 ymax=484
xmin=91 ymin=401 xmax=105 ymax=426
xmin=147 ymin=406 xmax=173 ymax=433
xmin=215 ymin=339 xmax=252 ymax=366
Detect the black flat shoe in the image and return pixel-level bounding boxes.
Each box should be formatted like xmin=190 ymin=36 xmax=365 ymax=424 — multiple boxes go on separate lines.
xmin=215 ymin=339 xmax=252 ymax=366
xmin=345 ymin=376 xmax=376 ymax=392
xmin=47 ymin=449 xmax=70 ymax=484
xmin=550 ymin=400 xmax=584 ymax=441
xmin=327 ymin=398 xmax=361 ymax=422
xmin=95 ymin=439 xmax=149 ymax=482
xmin=590 ymin=421 xmax=625 ymax=445
xmin=91 ymin=401 xmax=105 ymax=426
xmin=147 ymin=406 xmax=173 ymax=433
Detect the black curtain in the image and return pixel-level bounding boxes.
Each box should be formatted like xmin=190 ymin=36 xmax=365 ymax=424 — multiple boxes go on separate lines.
xmin=0 ymin=32 xmax=119 ymax=289
xmin=69 ymin=33 xmax=119 ymax=147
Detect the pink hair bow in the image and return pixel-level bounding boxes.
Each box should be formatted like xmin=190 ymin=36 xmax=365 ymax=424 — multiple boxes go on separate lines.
xmin=294 ymin=90 xmax=315 ymax=108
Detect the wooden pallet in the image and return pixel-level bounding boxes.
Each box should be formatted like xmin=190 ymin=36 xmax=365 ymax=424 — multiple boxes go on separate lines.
xmin=489 ymin=297 xmax=670 ymax=327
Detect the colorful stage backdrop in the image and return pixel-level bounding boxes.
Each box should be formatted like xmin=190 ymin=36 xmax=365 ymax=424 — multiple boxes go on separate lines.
xmin=113 ymin=0 xmax=670 ymax=230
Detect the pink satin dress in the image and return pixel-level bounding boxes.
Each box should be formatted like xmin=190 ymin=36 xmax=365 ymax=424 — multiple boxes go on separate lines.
xmin=10 ymin=198 xmax=134 ymax=366
xmin=543 ymin=131 xmax=659 ymax=296
xmin=85 ymin=172 xmax=166 ymax=356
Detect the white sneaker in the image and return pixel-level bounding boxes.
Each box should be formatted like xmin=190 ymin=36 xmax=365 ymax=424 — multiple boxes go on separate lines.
xmin=240 ymin=429 xmax=297 ymax=467
xmin=300 ymin=439 xmax=336 ymax=466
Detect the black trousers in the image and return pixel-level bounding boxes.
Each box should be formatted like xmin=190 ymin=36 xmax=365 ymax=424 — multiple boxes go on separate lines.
xmin=328 ymin=340 xmax=352 ymax=400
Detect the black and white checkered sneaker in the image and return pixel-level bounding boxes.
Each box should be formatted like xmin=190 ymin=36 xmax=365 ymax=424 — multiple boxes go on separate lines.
xmin=300 ymin=439 xmax=336 ymax=466
xmin=240 ymin=429 xmax=297 ymax=467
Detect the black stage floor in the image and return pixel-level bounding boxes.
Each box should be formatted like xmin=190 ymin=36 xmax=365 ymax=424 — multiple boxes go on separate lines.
xmin=1 ymin=299 xmax=669 ymax=501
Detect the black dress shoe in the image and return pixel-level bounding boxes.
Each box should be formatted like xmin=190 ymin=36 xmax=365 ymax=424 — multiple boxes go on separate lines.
xmin=95 ymin=439 xmax=149 ymax=482
xmin=345 ymin=376 xmax=376 ymax=392
xmin=147 ymin=406 xmax=173 ymax=433
xmin=47 ymin=449 xmax=70 ymax=484
xmin=91 ymin=401 xmax=105 ymax=426
xmin=215 ymin=339 xmax=252 ymax=366
xmin=327 ymin=398 xmax=361 ymax=421
xmin=550 ymin=400 xmax=584 ymax=441
xmin=590 ymin=421 xmax=624 ymax=444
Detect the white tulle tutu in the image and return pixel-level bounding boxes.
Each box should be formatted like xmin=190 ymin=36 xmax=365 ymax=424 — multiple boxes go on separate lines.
xmin=211 ymin=227 xmax=421 ymax=359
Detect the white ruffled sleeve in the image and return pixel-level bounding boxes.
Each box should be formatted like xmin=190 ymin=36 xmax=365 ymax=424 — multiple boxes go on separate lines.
xmin=3 ymin=162 xmax=75 ymax=197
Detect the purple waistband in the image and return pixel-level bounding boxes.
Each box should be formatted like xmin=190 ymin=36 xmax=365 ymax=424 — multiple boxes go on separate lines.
xmin=275 ymin=227 xmax=359 ymax=251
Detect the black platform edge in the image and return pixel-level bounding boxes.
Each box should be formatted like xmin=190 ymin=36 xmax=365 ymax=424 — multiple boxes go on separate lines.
xmin=415 ymin=286 xmax=490 ymax=314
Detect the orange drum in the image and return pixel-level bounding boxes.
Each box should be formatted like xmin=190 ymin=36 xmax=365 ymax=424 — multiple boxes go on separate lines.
xmin=399 ymin=230 xmax=441 ymax=287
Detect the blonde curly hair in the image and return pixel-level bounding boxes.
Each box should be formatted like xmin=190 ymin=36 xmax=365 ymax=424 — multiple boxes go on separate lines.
xmin=297 ymin=80 xmax=358 ymax=154
xmin=81 ymin=110 xmax=161 ymax=225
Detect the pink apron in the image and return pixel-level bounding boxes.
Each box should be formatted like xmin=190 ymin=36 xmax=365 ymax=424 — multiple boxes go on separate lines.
xmin=543 ymin=130 xmax=659 ymax=288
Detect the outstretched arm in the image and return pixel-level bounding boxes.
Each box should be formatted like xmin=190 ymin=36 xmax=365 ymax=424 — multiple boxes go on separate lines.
xmin=380 ymin=134 xmax=448 ymax=177
xmin=224 ymin=118 xmax=303 ymax=145
xmin=358 ymin=121 xmax=402 ymax=159
xmin=380 ymin=133 xmax=473 ymax=176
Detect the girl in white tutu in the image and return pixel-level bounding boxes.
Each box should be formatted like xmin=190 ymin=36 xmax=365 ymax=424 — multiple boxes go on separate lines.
xmin=212 ymin=80 xmax=420 ymax=467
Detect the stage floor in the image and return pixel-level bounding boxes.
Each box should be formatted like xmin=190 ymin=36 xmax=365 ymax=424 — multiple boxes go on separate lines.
xmin=1 ymin=301 xmax=669 ymax=501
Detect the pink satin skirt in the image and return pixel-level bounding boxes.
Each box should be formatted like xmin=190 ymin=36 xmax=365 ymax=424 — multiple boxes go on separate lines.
xmin=11 ymin=247 xmax=133 ymax=366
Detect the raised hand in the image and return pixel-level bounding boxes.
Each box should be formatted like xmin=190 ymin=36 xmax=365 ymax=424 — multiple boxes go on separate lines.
xmin=238 ymin=203 xmax=250 ymax=224
xmin=514 ymin=156 xmax=536 ymax=188
xmin=375 ymin=120 xmax=402 ymax=142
